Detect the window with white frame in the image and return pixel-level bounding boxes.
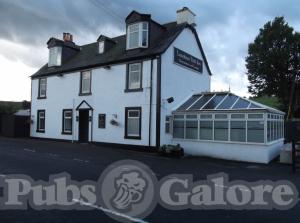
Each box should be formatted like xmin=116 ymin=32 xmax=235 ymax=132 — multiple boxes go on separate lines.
xmin=127 ymin=22 xmax=148 ymax=49
xmin=185 ymin=115 xmax=198 ymax=139
xmin=80 ymin=71 xmax=91 ymax=94
xmin=267 ymin=114 xmax=284 ymax=142
xmin=125 ymin=107 xmax=141 ymax=139
xmin=48 ymin=46 xmax=62 ymax=67
xmin=171 ymin=112 xmax=278 ymax=144
xmin=38 ymin=78 xmax=47 ymax=98
xmin=247 ymin=120 xmax=264 ymax=143
xmin=127 ymin=63 xmax=142 ymax=90
xmin=230 ymin=121 xmax=246 ymax=142
xmin=37 ymin=110 xmax=45 ymax=132
xmin=99 ymin=41 xmax=105 ymax=54
xmin=62 ymin=110 xmax=72 ymax=134
xmin=173 ymin=115 xmax=184 ymax=139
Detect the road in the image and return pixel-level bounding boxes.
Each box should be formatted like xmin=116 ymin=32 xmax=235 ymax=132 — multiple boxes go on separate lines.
xmin=0 ymin=137 xmax=299 ymax=223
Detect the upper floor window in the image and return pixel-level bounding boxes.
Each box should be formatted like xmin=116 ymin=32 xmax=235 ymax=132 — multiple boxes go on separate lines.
xmin=126 ymin=63 xmax=142 ymax=91
xmin=48 ymin=47 xmax=62 ymax=67
xmin=126 ymin=22 xmax=148 ymax=50
xmin=80 ymin=71 xmax=91 ymax=95
xmin=99 ymin=41 xmax=104 ymax=54
xmin=38 ymin=78 xmax=47 ymax=99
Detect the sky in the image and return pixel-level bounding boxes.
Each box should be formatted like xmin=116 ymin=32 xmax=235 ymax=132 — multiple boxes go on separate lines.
xmin=0 ymin=0 xmax=299 ymax=101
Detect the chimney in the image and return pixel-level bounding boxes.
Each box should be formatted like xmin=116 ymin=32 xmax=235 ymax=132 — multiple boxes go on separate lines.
xmin=63 ymin=32 xmax=73 ymax=42
xmin=176 ymin=7 xmax=196 ymax=26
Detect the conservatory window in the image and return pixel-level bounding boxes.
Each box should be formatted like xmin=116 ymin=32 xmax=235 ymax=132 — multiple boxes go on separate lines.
xmin=214 ymin=121 xmax=229 ymax=141
xmin=199 ymin=120 xmax=213 ymax=140
xmin=230 ymin=121 xmax=246 ymax=142
xmin=247 ymin=121 xmax=264 ymax=143
xmin=173 ymin=115 xmax=184 ymax=139
xmin=185 ymin=115 xmax=198 ymax=139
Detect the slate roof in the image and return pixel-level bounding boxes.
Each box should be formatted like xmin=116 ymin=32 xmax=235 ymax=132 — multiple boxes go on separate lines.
xmin=31 ymin=22 xmax=212 ymax=78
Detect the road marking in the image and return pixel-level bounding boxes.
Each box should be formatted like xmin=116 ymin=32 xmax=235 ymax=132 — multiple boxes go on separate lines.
xmin=72 ymin=199 xmax=148 ymax=223
xmin=0 ymin=174 xmax=6 ymax=177
xmin=24 ymin=148 xmax=36 ymax=153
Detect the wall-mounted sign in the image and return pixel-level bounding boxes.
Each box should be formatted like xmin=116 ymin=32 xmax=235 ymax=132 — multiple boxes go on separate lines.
xmin=174 ymin=47 xmax=203 ymax=73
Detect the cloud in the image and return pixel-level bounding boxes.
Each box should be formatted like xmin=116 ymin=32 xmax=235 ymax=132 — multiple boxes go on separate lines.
xmin=0 ymin=0 xmax=299 ymax=100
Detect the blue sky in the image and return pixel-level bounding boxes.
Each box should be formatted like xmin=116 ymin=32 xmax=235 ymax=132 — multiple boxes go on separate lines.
xmin=0 ymin=0 xmax=299 ymax=101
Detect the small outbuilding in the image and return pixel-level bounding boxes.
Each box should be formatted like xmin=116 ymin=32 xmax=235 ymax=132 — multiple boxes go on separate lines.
xmin=171 ymin=92 xmax=285 ymax=163
xmin=0 ymin=109 xmax=30 ymax=138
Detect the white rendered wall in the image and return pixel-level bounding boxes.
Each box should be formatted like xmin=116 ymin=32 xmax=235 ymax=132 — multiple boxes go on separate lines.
xmin=160 ymin=28 xmax=211 ymax=145
xmin=31 ymin=59 xmax=158 ymax=147
xmin=172 ymin=139 xmax=284 ymax=164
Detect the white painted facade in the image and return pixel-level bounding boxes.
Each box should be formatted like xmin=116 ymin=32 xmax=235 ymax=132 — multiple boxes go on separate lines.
xmin=30 ymin=28 xmax=210 ymax=148
xmin=30 ymin=8 xmax=284 ymax=164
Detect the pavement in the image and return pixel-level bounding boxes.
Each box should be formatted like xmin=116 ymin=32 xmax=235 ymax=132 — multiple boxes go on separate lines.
xmin=0 ymin=136 xmax=299 ymax=223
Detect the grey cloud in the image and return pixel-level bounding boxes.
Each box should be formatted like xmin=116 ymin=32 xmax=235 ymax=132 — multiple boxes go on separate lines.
xmin=0 ymin=0 xmax=299 ymax=94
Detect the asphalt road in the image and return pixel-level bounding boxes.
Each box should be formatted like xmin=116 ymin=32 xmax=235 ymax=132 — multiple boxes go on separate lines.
xmin=0 ymin=136 xmax=299 ymax=223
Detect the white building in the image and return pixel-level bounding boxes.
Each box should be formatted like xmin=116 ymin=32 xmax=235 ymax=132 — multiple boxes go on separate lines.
xmin=30 ymin=7 xmax=284 ymax=163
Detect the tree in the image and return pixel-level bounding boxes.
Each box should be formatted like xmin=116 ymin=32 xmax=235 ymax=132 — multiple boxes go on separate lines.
xmin=246 ymin=17 xmax=300 ymax=116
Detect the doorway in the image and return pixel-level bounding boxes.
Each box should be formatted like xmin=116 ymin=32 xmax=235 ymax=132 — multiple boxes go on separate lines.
xmin=78 ymin=109 xmax=89 ymax=142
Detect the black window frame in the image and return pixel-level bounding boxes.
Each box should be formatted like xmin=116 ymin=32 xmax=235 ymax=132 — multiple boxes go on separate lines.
xmin=79 ymin=70 xmax=92 ymax=96
xmin=125 ymin=62 xmax=143 ymax=92
xmin=98 ymin=114 xmax=106 ymax=129
xmin=124 ymin=107 xmax=142 ymax=140
xmin=62 ymin=109 xmax=73 ymax=135
xmin=38 ymin=78 xmax=47 ymax=99
xmin=165 ymin=115 xmax=172 ymax=134
xmin=36 ymin=110 xmax=45 ymax=133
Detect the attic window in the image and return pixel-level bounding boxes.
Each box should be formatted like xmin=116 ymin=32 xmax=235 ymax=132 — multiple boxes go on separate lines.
xmin=99 ymin=41 xmax=104 ymax=54
xmin=48 ymin=46 xmax=62 ymax=67
xmin=127 ymin=22 xmax=148 ymax=50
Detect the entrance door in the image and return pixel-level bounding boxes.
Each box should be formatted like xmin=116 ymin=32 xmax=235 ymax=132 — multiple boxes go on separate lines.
xmin=79 ymin=109 xmax=89 ymax=142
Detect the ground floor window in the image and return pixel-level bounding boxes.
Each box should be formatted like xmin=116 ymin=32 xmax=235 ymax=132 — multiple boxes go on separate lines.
xmin=125 ymin=107 xmax=141 ymax=139
xmin=199 ymin=120 xmax=213 ymax=140
xmin=98 ymin=114 xmax=106 ymax=128
xmin=173 ymin=115 xmax=184 ymax=138
xmin=230 ymin=121 xmax=246 ymax=142
xmin=165 ymin=116 xmax=172 ymax=133
xmin=37 ymin=110 xmax=45 ymax=133
xmin=214 ymin=120 xmax=229 ymax=141
xmin=172 ymin=113 xmax=284 ymax=144
xmin=62 ymin=109 xmax=72 ymax=134
xmin=247 ymin=121 xmax=264 ymax=143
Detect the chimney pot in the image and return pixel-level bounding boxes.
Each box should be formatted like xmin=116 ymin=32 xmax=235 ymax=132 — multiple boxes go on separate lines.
xmin=176 ymin=7 xmax=196 ymax=26
xmin=63 ymin=33 xmax=73 ymax=42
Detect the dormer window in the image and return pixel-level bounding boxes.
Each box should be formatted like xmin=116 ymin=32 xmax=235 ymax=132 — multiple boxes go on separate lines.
xmin=99 ymin=41 xmax=104 ymax=54
xmin=48 ymin=46 xmax=62 ymax=67
xmin=127 ymin=22 xmax=148 ymax=50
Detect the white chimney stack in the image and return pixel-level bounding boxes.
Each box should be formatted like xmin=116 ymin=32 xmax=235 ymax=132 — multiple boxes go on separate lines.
xmin=176 ymin=7 xmax=196 ymax=26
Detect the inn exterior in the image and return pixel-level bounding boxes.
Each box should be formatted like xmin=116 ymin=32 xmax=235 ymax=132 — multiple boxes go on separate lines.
xmin=30 ymin=7 xmax=285 ymax=163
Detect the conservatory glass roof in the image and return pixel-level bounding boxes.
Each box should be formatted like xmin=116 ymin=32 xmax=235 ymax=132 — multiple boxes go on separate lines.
xmin=175 ymin=92 xmax=284 ymax=114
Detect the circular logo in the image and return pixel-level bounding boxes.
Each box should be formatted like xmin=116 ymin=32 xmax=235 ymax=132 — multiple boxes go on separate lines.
xmin=98 ymin=160 xmax=157 ymax=222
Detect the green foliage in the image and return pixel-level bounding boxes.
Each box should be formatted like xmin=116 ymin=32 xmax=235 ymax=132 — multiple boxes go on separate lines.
xmin=0 ymin=101 xmax=23 ymax=114
xmin=250 ymin=96 xmax=280 ymax=109
xmin=246 ymin=17 xmax=300 ymax=113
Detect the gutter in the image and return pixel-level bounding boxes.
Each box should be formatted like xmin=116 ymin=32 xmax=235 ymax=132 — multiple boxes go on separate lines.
xmin=148 ymin=59 xmax=153 ymax=147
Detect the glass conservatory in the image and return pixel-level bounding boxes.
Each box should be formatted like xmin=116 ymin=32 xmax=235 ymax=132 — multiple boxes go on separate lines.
xmin=171 ymin=92 xmax=285 ymax=163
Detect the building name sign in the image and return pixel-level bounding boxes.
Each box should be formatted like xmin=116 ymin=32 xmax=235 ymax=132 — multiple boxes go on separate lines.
xmin=174 ymin=47 xmax=203 ymax=73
